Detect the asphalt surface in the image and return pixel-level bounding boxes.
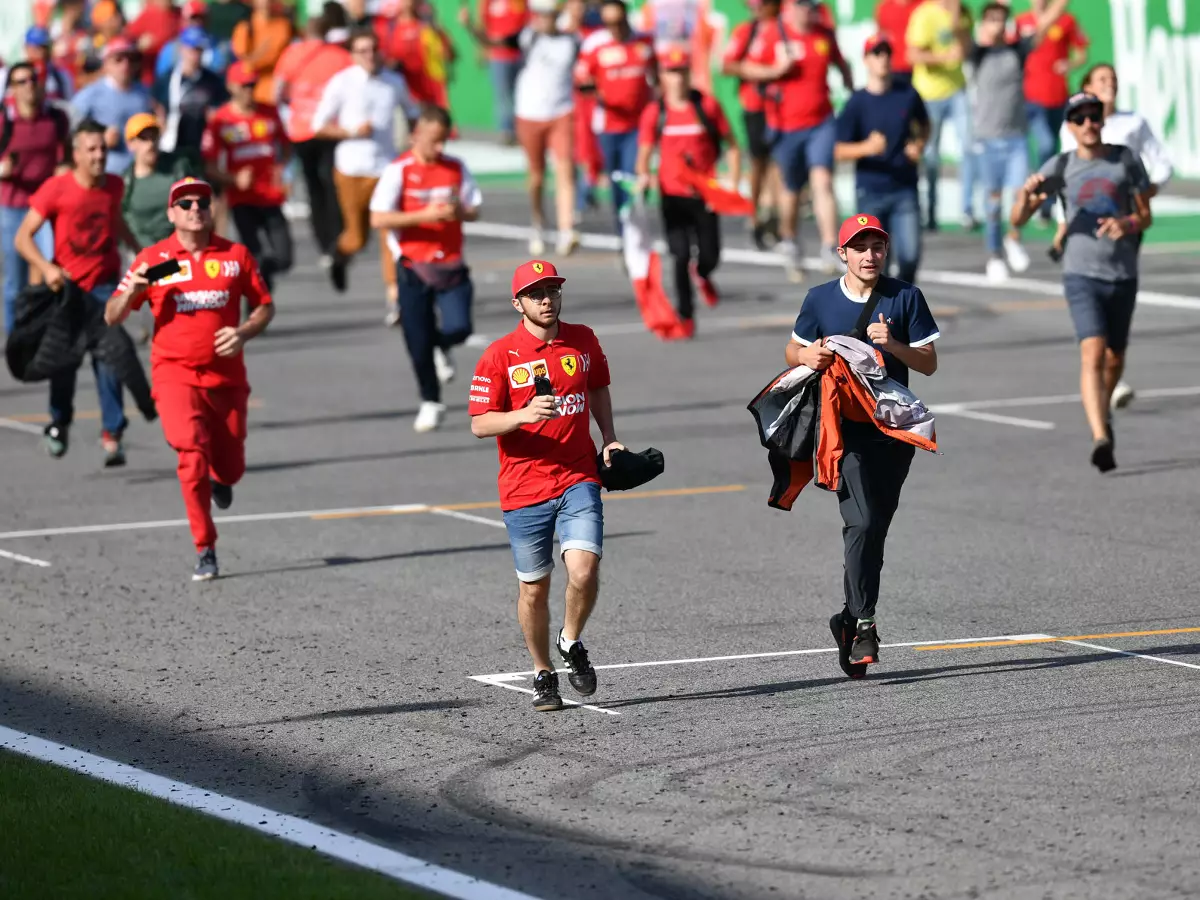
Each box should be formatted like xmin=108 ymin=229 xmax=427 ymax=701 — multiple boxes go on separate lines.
xmin=3 ymin=187 xmax=1200 ymax=900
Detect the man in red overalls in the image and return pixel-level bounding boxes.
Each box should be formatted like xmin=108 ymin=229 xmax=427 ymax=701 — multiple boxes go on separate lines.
xmin=105 ymin=177 xmax=275 ymax=582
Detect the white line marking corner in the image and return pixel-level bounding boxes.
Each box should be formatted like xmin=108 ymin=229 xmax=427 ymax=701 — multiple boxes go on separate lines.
xmin=0 ymin=547 xmax=51 ymax=567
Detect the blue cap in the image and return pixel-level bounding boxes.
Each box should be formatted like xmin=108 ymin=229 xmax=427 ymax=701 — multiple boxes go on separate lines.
xmin=179 ymin=26 xmax=210 ymax=50
xmin=25 ymin=26 xmax=51 ymax=47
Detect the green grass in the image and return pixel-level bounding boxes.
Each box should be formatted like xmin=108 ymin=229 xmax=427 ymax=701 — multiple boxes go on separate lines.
xmin=0 ymin=750 xmax=432 ymax=900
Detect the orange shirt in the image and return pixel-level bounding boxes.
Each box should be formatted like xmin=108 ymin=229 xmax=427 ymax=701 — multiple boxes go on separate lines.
xmin=274 ymin=39 xmax=352 ymax=142
xmin=231 ymin=11 xmax=295 ymax=105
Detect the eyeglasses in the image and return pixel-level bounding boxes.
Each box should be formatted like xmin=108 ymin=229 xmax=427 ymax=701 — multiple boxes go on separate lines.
xmin=1068 ymin=111 xmax=1102 ymax=126
xmin=521 ymin=285 xmax=563 ymax=302
xmin=174 ymin=197 xmax=212 ymax=211
xmin=352 ymin=45 xmax=376 ymax=55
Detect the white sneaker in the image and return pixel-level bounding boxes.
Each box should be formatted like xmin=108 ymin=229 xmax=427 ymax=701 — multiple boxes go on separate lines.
xmin=985 ymin=257 xmax=1009 ymax=284
xmin=1110 ymin=380 xmax=1136 ymax=411
xmin=529 ymin=231 xmax=546 ymax=256
xmin=556 ymin=230 xmax=581 ymax=256
xmin=413 ymin=401 xmax=446 ymax=433
xmin=384 ymin=306 xmax=401 ymax=327
xmin=777 ymin=240 xmax=804 ymax=283
xmin=1003 ymin=236 xmax=1031 ymax=273
xmin=433 ymin=346 xmax=455 ymax=384
xmin=318 ymin=254 xmax=334 ymax=270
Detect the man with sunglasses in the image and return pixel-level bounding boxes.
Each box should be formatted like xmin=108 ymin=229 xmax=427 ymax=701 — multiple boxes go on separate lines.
xmin=105 ymin=177 xmax=275 ymax=581
xmin=1011 ymin=92 xmax=1152 ymax=474
xmin=469 ymin=260 xmax=624 ymax=712
xmin=69 ymin=38 xmax=154 ymax=175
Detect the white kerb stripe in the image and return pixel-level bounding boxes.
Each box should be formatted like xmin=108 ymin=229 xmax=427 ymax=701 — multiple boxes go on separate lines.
xmin=0 ymin=725 xmax=544 ymax=900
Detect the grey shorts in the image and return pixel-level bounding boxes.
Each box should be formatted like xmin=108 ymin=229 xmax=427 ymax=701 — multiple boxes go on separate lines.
xmin=1063 ymin=275 xmax=1138 ymax=353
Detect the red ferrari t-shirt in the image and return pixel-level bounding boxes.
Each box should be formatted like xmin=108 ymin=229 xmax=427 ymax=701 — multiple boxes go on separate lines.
xmin=763 ymin=23 xmax=843 ymax=132
xmin=875 ymin=0 xmax=919 ymax=73
xmin=723 ymin=18 xmax=784 ymax=114
xmin=28 ymin=171 xmax=124 ymax=292
xmin=369 ymin=150 xmax=483 ymax=265
xmin=470 ymin=320 xmax=612 ymax=511
xmin=202 ymin=102 xmax=288 ymax=208
xmin=119 ymin=233 xmax=272 ymax=388
xmin=637 ymin=93 xmax=731 ymax=198
xmin=126 ymin=3 xmax=182 ymax=86
xmin=576 ymin=31 xmax=655 ymax=134
xmin=480 ymin=0 xmax=529 ymax=62
xmin=1016 ymin=11 xmax=1087 ymax=108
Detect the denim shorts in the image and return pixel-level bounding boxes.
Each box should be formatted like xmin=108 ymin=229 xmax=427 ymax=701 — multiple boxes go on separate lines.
xmin=768 ymin=115 xmax=836 ymax=191
xmin=1063 ymin=274 xmax=1138 ymax=352
xmin=501 ymin=481 xmax=604 ymax=582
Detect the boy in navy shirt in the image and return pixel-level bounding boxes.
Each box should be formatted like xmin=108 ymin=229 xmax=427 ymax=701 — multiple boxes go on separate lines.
xmin=785 ymin=213 xmax=939 ymax=674
xmin=834 ymin=33 xmax=928 ymax=283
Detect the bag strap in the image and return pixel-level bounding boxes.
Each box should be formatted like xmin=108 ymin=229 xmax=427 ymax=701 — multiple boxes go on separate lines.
xmin=1053 ymin=150 xmax=1070 ymax=213
xmin=847 ymin=290 xmax=882 ymax=342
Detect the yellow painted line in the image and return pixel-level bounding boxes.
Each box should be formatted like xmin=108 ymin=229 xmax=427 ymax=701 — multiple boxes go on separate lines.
xmin=309 ymin=484 xmax=745 ymax=522
xmin=915 ymin=626 xmax=1200 ymax=652
xmin=7 ymin=398 xmax=264 ymax=423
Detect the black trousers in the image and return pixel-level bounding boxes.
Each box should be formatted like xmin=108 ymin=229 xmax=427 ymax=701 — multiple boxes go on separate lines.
xmin=661 ymin=193 xmax=720 ymax=321
xmin=231 ymin=205 xmax=294 ymax=291
xmin=294 ymin=138 xmax=342 ymax=257
xmin=837 ymin=421 xmax=915 ymax=620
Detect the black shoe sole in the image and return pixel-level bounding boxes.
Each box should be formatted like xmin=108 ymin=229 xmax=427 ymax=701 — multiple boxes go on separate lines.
xmin=1091 ymin=438 xmax=1116 ymax=473
xmin=533 ymin=694 xmax=564 ymax=711
xmin=103 ymin=454 xmax=126 ymax=468
xmin=829 ymin=615 xmax=867 ymax=680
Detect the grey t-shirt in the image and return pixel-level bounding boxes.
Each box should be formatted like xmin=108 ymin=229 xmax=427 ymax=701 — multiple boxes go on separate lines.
xmin=1040 ymin=146 xmax=1151 ymax=282
xmin=969 ymin=39 xmax=1032 ymax=140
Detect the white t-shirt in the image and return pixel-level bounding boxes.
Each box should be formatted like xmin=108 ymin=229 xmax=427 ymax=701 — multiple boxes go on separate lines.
xmin=311 ymin=64 xmax=419 ymax=178
xmin=513 ymin=29 xmax=580 ymax=123
xmin=1058 ymin=110 xmax=1174 ymax=189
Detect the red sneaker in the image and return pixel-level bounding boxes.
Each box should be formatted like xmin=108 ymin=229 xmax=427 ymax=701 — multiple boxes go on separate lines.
xmin=690 ymin=260 xmax=720 ymax=307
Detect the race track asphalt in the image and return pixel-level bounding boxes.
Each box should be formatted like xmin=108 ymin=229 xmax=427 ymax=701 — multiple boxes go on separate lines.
xmin=3 ymin=187 xmax=1200 ymax=900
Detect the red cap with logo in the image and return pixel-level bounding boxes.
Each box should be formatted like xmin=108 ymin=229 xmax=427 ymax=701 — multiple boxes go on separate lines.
xmin=863 ymin=32 xmax=892 ymax=54
xmin=512 ymin=260 xmax=566 ymax=297
xmin=658 ymin=45 xmax=691 ymax=70
xmin=838 ymin=213 xmax=889 ymax=248
xmin=226 ymin=61 xmax=257 ymax=86
xmin=167 ymin=177 xmax=213 ymax=208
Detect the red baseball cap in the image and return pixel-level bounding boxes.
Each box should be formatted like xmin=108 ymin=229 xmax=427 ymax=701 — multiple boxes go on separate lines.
xmin=167 ymin=177 xmax=213 ymax=208
xmin=838 ymin=213 xmax=889 ymax=247
xmin=658 ymin=45 xmax=691 ymax=70
xmin=512 ymin=260 xmax=566 ymax=297
xmin=226 ymin=61 xmax=257 ymax=86
xmin=863 ymin=33 xmax=892 ymax=54
xmin=182 ymin=0 xmax=209 ymax=17
xmin=103 ymin=36 xmax=135 ymax=58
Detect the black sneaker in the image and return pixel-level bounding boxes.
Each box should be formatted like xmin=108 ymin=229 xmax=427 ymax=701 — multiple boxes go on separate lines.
xmin=531 ymin=670 xmax=563 ymax=711
xmin=43 ymin=423 xmax=69 ymax=458
xmin=211 ymin=480 xmax=233 ymax=510
xmin=193 ymin=547 xmax=219 ymax=582
xmin=829 ymin=612 xmax=867 ymax=680
xmin=557 ymin=630 xmax=597 ymax=696
xmin=100 ymin=430 xmax=126 ymax=468
xmin=1091 ymin=437 xmax=1116 ymax=473
xmin=849 ymin=621 xmax=881 ymax=666
xmin=330 ymin=256 xmax=347 ymax=293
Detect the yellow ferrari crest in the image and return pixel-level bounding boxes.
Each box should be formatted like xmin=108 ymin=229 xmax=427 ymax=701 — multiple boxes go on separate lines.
xmin=205 ymin=260 xmax=220 ymax=278
xmin=561 ymin=355 xmax=577 ymax=376
xmin=532 ymin=262 xmax=544 ymax=274
xmin=857 ymin=215 xmax=869 ymax=225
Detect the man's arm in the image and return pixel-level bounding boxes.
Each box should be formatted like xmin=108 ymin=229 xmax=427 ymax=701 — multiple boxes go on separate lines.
xmin=106 ymin=258 xmax=149 ymax=325
xmin=15 ymin=207 xmax=64 ymax=289
xmin=835 ymin=131 xmax=888 ymax=162
xmin=866 ymin=311 xmax=938 ymax=376
xmin=723 ymin=143 xmax=742 ymax=192
xmin=588 ymin=384 xmax=625 ymax=465
xmin=471 ymin=399 xmax=555 ymax=437
xmin=1029 ymin=0 xmax=1072 ymax=47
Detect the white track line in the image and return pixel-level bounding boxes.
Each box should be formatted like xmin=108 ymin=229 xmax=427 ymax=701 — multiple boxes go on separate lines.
xmin=0 ymin=547 xmax=51 ymax=567
xmin=465 ymin=221 xmax=1200 ymax=311
xmin=930 ymin=405 xmax=1056 ymax=430
xmin=0 ymin=725 xmax=542 ymax=900
xmin=431 ymin=508 xmax=506 ymax=529
xmin=1058 ymin=640 xmax=1200 ymax=672
xmin=467 ymin=675 xmax=620 ymax=716
xmin=0 ymin=417 xmax=45 ymax=436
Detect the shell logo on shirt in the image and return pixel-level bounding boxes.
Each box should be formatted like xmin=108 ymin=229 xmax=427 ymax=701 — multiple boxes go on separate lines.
xmin=508 ymin=359 xmax=540 ymax=388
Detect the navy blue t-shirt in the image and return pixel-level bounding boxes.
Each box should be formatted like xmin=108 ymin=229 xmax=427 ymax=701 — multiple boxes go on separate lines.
xmin=791 ymin=276 xmax=940 ymax=386
xmin=835 ymin=84 xmax=928 ymax=194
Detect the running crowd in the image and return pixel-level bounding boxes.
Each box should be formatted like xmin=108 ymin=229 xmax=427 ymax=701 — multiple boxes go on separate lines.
xmin=0 ymin=0 xmax=1175 ymax=702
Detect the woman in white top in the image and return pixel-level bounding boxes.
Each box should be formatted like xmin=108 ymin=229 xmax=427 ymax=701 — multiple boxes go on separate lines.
xmin=1056 ymin=62 xmax=1174 ymax=411
xmin=513 ymin=0 xmax=582 ymax=257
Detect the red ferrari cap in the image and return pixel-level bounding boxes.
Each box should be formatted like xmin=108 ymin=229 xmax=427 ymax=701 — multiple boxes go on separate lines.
xmin=658 ymin=45 xmax=691 ymax=70
xmin=838 ymin=213 xmax=889 ymax=247
xmin=863 ymin=32 xmax=892 ymax=55
xmin=167 ymin=177 xmax=213 ymax=207
xmin=512 ymin=260 xmax=566 ymax=297
xmin=226 ymin=61 xmax=258 ymax=86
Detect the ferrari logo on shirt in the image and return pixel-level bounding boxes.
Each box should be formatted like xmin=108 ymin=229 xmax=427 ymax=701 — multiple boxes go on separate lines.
xmin=1048 ymin=24 xmax=1062 ymax=40
xmin=251 ymin=119 xmax=269 ymax=138
xmin=814 ymin=38 xmax=829 ymax=57
xmin=205 ymin=259 xmax=221 ymax=278
xmin=561 ymin=355 xmax=577 ymax=376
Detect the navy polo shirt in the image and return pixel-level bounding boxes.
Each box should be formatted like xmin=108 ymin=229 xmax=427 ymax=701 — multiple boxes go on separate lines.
xmin=835 ymin=84 xmax=928 ymax=194
xmin=791 ymin=275 xmax=940 ymax=386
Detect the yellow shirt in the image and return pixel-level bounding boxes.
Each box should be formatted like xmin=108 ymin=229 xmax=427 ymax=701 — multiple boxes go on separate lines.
xmin=906 ymin=1 xmax=972 ymax=101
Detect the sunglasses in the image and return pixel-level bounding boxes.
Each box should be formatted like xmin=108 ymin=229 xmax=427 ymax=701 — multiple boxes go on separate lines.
xmin=9 ymin=77 xmax=35 ymax=87
xmin=174 ymin=196 xmax=212 ymax=211
xmin=1068 ymin=110 xmax=1102 ymax=126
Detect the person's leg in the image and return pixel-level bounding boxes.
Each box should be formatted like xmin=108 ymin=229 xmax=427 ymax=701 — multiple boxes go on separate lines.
xmin=597 ymin=131 xmax=627 ymax=233
xmin=48 ymin=366 xmax=78 ymax=428
xmin=951 ymin=89 xmax=977 ymax=223
xmin=297 ymin=140 xmax=336 ymax=256
xmin=396 ymin=265 xmax=441 ymax=403
xmin=556 ymin=481 xmax=604 ymax=643
xmin=434 ymin=275 xmax=474 ymax=351
xmin=889 ymin=188 xmax=922 ymax=283
xmin=502 ymin=496 xmax=559 ymax=673
xmin=1064 ymin=275 xmax=1113 ymax=444
xmin=87 ymin=284 xmax=127 ymax=441
xmin=805 ymin=117 xmax=839 ymax=254
xmin=262 ymin=206 xmax=295 ymax=280
xmin=155 ymin=380 xmax=218 ymax=552
xmin=661 ymin=194 xmax=694 ymax=321
xmin=230 ymin=205 xmax=267 ymax=285
xmin=1101 ymin=279 xmax=1137 ymax=399
xmin=332 ymin=170 xmax=364 ymax=260
xmin=1001 ymin=136 xmax=1031 ymax=270
xmin=695 ymin=203 xmax=721 ymax=281
xmin=617 ymin=129 xmax=640 ymax=194
xmin=980 ymin=139 xmax=1005 ymax=260
xmin=549 ymin=114 xmax=577 ymax=248
xmin=922 ymin=97 xmax=950 ymax=230
xmin=205 ymin=385 xmax=249 ymax=490
xmin=516 ymin=117 xmax=548 ymax=238
xmin=0 ymin=206 xmax=29 ymax=333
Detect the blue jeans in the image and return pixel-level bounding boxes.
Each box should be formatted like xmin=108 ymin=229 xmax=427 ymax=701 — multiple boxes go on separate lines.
xmin=978 ymin=136 xmax=1029 ymax=255
xmin=597 ymin=129 xmax=640 ymax=233
xmin=1027 ymin=102 xmax=1064 ymax=217
xmin=489 ymin=58 xmax=521 ymax=137
xmin=502 ymin=481 xmax=604 ymax=582
xmin=855 ymin=185 xmax=922 ymax=283
xmin=395 ymin=263 xmax=474 ymax=404
xmin=48 ymin=282 xmax=127 ymax=435
xmin=923 ymin=89 xmax=976 ymax=224
xmin=1 ymin=206 xmax=54 ymax=333
xmin=769 ymin=115 xmax=837 ymax=192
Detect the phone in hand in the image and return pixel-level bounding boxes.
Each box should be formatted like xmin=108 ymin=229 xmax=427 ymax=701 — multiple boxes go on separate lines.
xmin=1039 ymin=175 xmax=1066 ymax=197
xmin=533 ymin=375 xmax=555 ymax=398
xmin=142 ymin=258 xmax=182 ymax=283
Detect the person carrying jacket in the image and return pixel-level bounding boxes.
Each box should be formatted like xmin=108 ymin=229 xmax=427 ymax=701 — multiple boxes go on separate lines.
xmin=634 ymin=45 xmax=739 ymax=339
xmin=784 ymin=213 xmax=939 ymax=677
